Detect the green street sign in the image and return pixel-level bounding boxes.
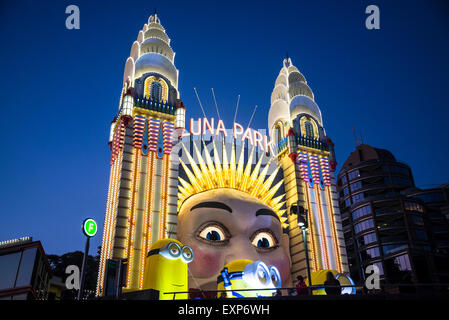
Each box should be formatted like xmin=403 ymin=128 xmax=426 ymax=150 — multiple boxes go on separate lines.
xmin=82 ymin=218 xmax=97 ymax=237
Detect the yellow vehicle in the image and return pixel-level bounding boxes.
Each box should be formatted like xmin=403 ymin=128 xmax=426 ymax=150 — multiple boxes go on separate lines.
xmin=217 ymin=259 xmax=281 ymax=298
xmin=143 ymin=239 xmax=193 ymax=300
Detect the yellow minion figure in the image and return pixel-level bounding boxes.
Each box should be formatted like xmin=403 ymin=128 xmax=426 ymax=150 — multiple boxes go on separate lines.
xmin=143 ymin=239 xmax=193 ymax=300
xmin=217 ymin=259 xmax=281 ymax=298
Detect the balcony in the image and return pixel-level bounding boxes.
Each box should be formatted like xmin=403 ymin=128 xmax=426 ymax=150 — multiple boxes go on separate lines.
xmin=297 ymin=135 xmax=329 ymax=151
xmin=134 ymin=97 xmax=176 ymax=115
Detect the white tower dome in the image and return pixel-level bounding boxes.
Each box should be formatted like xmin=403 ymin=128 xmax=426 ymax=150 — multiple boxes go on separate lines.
xmin=267 ymin=57 xmax=324 ymax=140
xmin=122 ymin=13 xmax=179 ymax=89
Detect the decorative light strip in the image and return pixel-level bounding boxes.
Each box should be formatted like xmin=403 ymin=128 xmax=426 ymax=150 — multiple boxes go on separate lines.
xmin=133 ymin=115 xmax=146 ymax=148
xmin=97 ymin=151 xmax=122 ymax=295
xmin=147 ymin=153 xmax=156 ymax=256
xmin=139 ymin=152 xmax=155 ymax=289
xmin=109 ymin=151 xmax=122 ymax=261
xmin=96 ymin=159 xmax=115 ymax=295
xmin=149 ymin=118 xmax=161 ymax=151
xmin=325 ymin=186 xmax=343 ymax=272
xmin=159 ymin=155 xmax=169 ymax=239
xmin=320 ymin=156 xmax=331 ymax=186
xmin=128 ymin=150 xmax=141 ymax=288
xmin=298 ymin=152 xmax=309 ymax=182
xmin=163 ymin=121 xmax=174 ymax=154
xmin=314 ymin=184 xmax=330 ymax=270
xmin=0 ymin=237 xmax=32 ymax=248
xmin=124 ymin=148 xmax=137 ymax=288
xmin=309 ymin=154 xmax=320 ymax=185
xmin=301 ymin=178 xmax=319 ymax=271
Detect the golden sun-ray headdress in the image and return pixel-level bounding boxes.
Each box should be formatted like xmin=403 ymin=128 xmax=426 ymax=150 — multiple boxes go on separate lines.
xmin=177 ymin=139 xmax=288 ymax=228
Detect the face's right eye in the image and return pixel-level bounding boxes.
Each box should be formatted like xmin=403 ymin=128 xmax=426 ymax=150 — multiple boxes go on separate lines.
xmin=197 ymin=223 xmax=229 ymax=244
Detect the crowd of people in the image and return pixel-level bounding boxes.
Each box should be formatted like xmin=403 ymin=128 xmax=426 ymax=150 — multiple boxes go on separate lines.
xmin=273 ymin=271 xmax=342 ymax=297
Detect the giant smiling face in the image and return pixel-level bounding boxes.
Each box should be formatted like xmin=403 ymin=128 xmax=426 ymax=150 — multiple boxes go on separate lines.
xmin=177 ymin=188 xmax=292 ymax=291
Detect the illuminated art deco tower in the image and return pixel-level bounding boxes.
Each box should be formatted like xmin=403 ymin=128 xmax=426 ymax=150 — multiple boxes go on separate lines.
xmin=268 ymin=58 xmax=349 ymax=280
xmin=97 ymin=13 xmax=186 ymax=295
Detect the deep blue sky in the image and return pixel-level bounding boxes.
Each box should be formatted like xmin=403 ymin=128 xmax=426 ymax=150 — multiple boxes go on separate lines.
xmin=0 ymin=0 xmax=448 ymax=255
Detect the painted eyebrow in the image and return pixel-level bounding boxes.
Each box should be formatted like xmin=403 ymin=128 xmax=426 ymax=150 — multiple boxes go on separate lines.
xmin=190 ymin=201 xmax=232 ymax=213
xmin=255 ymin=208 xmax=280 ymax=221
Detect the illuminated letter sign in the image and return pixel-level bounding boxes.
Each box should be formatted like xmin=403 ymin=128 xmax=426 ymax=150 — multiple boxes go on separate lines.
xmin=184 ymin=118 xmax=275 ymax=155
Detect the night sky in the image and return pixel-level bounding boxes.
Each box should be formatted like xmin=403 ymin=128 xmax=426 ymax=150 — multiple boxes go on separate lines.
xmin=0 ymin=0 xmax=448 ymax=255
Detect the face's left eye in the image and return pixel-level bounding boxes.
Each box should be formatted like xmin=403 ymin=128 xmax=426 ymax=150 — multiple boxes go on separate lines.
xmin=251 ymin=231 xmax=278 ymax=249
xmin=196 ymin=222 xmax=230 ymax=246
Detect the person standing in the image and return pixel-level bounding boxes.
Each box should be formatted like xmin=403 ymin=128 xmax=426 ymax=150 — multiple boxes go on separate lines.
xmin=324 ymin=272 xmax=341 ymax=295
xmin=295 ymin=275 xmax=309 ymax=295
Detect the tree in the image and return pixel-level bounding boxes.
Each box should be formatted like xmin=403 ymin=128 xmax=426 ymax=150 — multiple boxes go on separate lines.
xmin=47 ymin=249 xmax=100 ymax=299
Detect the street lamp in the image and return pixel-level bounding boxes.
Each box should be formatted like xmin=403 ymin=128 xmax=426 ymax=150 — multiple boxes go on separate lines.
xmin=290 ymin=204 xmax=312 ymax=291
xmin=78 ymin=218 xmax=97 ymax=300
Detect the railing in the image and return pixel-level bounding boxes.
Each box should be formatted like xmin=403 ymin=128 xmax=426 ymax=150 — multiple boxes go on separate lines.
xmin=134 ymin=97 xmax=176 ymax=115
xmin=163 ymin=283 xmax=449 ymax=300
xmin=164 ymin=285 xmax=357 ymax=300
xmin=297 ymin=135 xmax=329 ymax=151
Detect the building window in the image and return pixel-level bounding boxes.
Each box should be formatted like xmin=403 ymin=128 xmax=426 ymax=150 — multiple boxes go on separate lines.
xmin=348 ymin=170 xmax=360 ymax=181
xmin=357 ymin=231 xmax=377 ymax=247
xmin=360 ymin=247 xmax=380 ymax=260
xmin=305 ymin=121 xmax=314 ymax=138
xmin=150 ymin=81 xmax=163 ymax=101
xmin=345 ymin=198 xmax=352 ymax=207
xmin=352 ymin=205 xmax=372 ymax=221
xmin=354 ymin=218 xmax=375 ymax=234
xmin=382 ymin=243 xmax=408 ymax=255
xmin=343 ymin=187 xmax=349 ymax=197
xmin=404 ymin=201 xmax=424 ymax=213
xmin=274 ymin=125 xmax=282 ymax=147
xmin=352 ymin=192 xmax=365 ymax=205
xmin=350 ymin=181 xmax=362 ymax=192
xmin=393 ymin=254 xmax=412 ymax=271
xmin=341 ymin=175 xmax=347 ymax=185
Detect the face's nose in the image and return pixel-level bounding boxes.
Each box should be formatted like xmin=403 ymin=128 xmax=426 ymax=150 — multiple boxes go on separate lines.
xmin=223 ymin=235 xmax=258 ymax=266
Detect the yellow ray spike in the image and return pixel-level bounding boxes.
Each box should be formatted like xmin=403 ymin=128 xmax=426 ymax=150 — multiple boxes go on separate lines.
xmin=241 ymin=146 xmax=255 ymax=192
xmin=271 ymin=194 xmax=285 ymax=206
xmin=270 ymin=200 xmax=286 ymax=213
xmin=222 ymin=138 xmax=229 ymax=184
xmin=182 ymin=143 xmax=204 ymax=188
xmin=193 ymin=141 xmax=214 ymax=189
xmin=259 ymin=166 xmax=280 ymax=195
xmin=178 ymin=185 xmax=187 ymax=197
xmin=179 ymin=158 xmax=203 ymax=193
xmin=247 ymin=152 xmax=264 ymax=193
xmin=202 ymin=140 xmax=217 ymax=187
xmin=261 ymin=179 xmax=284 ymax=203
xmin=250 ymin=159 xmax=272 ymax=197
xmin=179 ymin=177 xmax=194 ymax=195
xmin=212 ymin=139 xmax=225 ymax=187
xmin=230 ymin=138 xmax=236 ymax=188
xmin=236 ymin=143 xmax=245 ymax=186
